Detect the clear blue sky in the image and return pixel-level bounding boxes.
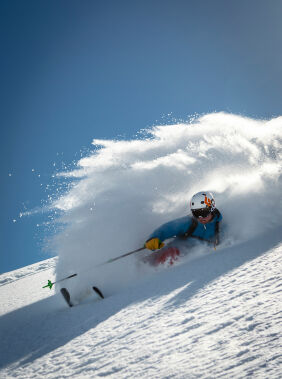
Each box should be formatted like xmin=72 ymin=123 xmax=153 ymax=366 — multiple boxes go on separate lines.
xmin=1 ymin=0 xmax=282 ymax=273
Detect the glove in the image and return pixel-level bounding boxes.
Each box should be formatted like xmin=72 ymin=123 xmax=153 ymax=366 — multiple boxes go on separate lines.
xmin=145 ymin=238 xmax=165 ymax=251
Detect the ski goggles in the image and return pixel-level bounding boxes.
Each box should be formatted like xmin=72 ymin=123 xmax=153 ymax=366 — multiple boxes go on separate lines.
xmin=192 ymin=208 xmax=211 ymax=218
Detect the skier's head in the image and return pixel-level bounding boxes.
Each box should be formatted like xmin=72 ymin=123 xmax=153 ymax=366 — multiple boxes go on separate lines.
xmin=190 ymin=192 xmax=215 ymax=224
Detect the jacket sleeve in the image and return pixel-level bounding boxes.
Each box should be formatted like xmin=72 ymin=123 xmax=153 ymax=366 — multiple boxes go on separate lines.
xmin=147 ymin=216 xmax=192 ymax=242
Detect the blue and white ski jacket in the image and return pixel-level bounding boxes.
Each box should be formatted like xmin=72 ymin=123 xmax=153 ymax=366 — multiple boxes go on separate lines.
xmin=148 ymin=209 xmax=222 ymax=243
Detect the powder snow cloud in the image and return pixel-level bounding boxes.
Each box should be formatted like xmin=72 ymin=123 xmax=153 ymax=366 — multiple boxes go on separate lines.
xmin=50 ymin=112 xmax=282 ymax=299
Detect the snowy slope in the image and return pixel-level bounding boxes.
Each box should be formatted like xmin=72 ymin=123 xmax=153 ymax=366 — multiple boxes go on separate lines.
xmin=0 ymin=230 xmax=281 ymax=378
xmin=1 ymin=113 xmax=281 ymax=378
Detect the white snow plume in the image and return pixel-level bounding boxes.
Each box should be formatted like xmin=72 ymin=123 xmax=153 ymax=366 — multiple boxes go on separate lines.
xmin=51 ymin=112 xmax=282 ymax=301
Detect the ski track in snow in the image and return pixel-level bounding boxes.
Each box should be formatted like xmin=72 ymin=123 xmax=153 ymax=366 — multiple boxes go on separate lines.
xmin=0 ymin=258 xmax=57 ymax=287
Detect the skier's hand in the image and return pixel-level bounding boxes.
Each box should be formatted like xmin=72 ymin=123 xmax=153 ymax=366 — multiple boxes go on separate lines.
xmin=145 ymin=238 xmax=165 ymax=251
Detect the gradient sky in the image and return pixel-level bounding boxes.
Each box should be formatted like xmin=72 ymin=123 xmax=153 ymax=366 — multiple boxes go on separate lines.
xmin=1 ymin=0 xmax=282 ymax=273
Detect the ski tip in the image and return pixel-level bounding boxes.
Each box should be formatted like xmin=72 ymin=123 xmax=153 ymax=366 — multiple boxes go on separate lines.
xmin=60 ymin=288 xmax=73 ymax=307
xmin=92 ymin=286 xmax=104 ymax=299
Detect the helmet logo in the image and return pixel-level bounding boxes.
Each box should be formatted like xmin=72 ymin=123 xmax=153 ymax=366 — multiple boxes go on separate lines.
xmin=190 ymin=191 xmax=215 ymax=211
xmin=204 ymin=196 xmax=212 ymax=207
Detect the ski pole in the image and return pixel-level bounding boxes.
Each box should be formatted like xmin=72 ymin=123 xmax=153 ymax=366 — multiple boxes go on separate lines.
xmin=42 ymin=273 xmax=77 ymax=289
xmin=42 ymin=246 xmax=146 ymax=289
xmin=97 ymin=246 xmax=146 ymax=266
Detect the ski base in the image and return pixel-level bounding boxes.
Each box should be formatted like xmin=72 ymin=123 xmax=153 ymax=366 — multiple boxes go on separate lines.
xmin=60 ymin=288 xmax=73 ymax=307
xmin=93 ymin=286 xmax=104 ymax=299
xmin=60 ymin=286 xmax=104 ymax=307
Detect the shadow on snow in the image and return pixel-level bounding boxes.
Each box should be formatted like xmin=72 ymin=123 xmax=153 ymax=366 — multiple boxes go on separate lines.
xmin=0 ymin=227 xmax=281 ymax=370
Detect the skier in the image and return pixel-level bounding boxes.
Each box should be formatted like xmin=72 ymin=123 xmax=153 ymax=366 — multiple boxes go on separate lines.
xmin=144 ymin=191 xmax=222 ymax=265
xmin=59 ymin=192 xmax=221 ymax=306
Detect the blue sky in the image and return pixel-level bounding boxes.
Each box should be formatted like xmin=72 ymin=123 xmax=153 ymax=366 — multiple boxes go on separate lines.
xmin=1 ymin=0 xmax=282 ymax=273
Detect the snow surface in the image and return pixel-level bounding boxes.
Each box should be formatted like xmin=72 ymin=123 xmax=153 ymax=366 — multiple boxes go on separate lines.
xmin=1 ymin=235 xmax=281 ymax=378
xmin=1 ymin=112 xmax=282 ymax=378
